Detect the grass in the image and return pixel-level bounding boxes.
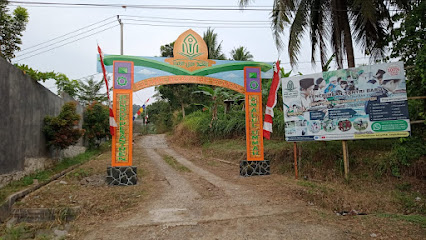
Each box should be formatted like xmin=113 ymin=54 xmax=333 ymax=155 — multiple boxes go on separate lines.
xmin=298 ymin=180 xmax=332 ymax=192
xmin=0 ymin=147 xmax=104 ymax=204
xmin=0 ymin=222 xmax=61 ymax=240
xmin=376 ymin=213 xmax=426 ymax=227
xmin=163 ymin=155 xmax=190 ymax=172
xmin=203 ymin=139 xmax=245 ymax=151
xmin=393 ymin=190 xmax=425 ymax=215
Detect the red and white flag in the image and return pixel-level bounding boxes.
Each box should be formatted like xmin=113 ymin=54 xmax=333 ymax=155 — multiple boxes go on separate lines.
xmin=98 ymin=45 xmax=117 ymax=136
xmin=263 ymin=60 xmax=281 ymax=140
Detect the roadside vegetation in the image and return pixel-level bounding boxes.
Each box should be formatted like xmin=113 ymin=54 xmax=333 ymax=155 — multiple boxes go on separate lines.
xmin=0 ymin=143 xmax=110 ymax=204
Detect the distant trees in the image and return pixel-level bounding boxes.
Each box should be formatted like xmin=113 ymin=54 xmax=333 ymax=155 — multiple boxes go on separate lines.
xmin=230 ymin=46 xmax=253 ymax=61
xmin=0 ymin=0 xmax=29 ymax=61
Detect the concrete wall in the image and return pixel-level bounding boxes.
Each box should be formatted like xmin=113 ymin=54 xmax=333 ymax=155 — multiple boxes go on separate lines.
xmin=0 ymin=57 xmax=85 ymax=177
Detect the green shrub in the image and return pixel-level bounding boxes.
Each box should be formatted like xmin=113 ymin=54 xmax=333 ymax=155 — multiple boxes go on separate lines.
xmin=83 ymin=101 xmax=110 ymax=148
xmin=43 ymin=102 xmax=84 ymax=150
xmin=390 ymin=135 xmax=426 ymax=177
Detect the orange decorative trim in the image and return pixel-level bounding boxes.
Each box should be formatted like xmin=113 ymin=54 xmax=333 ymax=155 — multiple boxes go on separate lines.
xmin=133 ymin=75 xmax=245 ymax=94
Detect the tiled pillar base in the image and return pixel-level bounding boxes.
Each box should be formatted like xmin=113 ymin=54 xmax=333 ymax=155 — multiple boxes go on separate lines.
xmin=239 ymin=160 xmax=270 ymax=177
xmin=106 ymin=166 xmax=137 ymax=186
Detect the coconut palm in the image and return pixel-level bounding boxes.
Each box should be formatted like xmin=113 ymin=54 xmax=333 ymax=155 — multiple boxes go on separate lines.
xmin=239 ymin=0 xmax=399 ymax=69
xmin=160 ymin=41 xmax=174 ymax=57
xmin=203 ymin=27 xmax=226 ymax=60
xmin=230 ymin=46 xmax=254 ymax=61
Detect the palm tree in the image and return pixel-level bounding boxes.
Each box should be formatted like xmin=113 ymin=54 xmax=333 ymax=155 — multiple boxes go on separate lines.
xmin=160 ymin=41 xmax=174 ymax=57
xmin=230 ymin=46 xmax=254 ymax=61
xmin=239 ymin=0 xmax=398 ymax=69
xmin=203 ymin=27 xmax=226 ymax=60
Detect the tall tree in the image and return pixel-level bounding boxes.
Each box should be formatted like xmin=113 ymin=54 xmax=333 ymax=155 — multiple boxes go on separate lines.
xmin=203 ymin=27 xmax=226 ymax=60
xmin=391 ymin=0 xmax=425 ymax=121
xmin=239 ymin=0 xmax=398 ymax=69
xmin=230 ymin=46 xmax=254 ymax=61
xmin=156 ymin=84 xmax=199 ymax=118
xmin=78 ymin=77 xmax=107 ymax=106
xmin=0 ymin=0 xmax=29 ymax=62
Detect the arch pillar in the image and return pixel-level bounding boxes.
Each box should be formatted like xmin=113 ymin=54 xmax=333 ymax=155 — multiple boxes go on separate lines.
xmin=240 ymin=67 xmax=270 ymax=176
xmin=106 ymin=61 xmax=137 ymax=186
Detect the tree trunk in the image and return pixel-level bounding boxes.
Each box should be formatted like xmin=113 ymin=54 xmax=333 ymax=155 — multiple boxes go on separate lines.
xmin=181 ymin=103 xmax=185 ymax=119
xmin=341 ymin=1 xmax=355 ymax=68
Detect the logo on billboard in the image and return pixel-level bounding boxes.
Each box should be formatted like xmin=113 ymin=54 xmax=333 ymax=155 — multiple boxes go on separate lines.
xmin=286 ymin=80 xmax=295 ymax=91
xmin=283 ymin=80 xmax=298 ymax=98
xmin=387 ymin=64 xmax=401 ymax=76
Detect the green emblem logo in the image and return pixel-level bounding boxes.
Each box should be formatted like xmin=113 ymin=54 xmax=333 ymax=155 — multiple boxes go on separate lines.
xmin=287 ymin=80 xmax=295 ymax=91
xmin=179 ymin=34 xmax=203 ymax=59
xmin=249 ymin=81 xmax=259 ymax=90
xmin=117 ymin=77 xmax=127 ymax=86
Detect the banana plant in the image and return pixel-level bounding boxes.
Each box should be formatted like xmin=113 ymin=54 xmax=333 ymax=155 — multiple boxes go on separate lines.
xmin=193 ymin=85 xmax=231 ymax=127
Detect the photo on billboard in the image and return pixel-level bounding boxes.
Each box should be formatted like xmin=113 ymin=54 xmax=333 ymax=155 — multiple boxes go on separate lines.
xmin=282 ymin=62 xmax=410 ymax=141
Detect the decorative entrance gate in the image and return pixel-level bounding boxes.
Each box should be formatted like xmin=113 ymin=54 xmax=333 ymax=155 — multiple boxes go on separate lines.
xmin=101 ymin=29 xmax=274 ymax=185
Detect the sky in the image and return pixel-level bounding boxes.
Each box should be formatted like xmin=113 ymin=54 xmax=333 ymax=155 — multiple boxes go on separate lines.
xmin=9 ymin=0 xmax=374 ymax=105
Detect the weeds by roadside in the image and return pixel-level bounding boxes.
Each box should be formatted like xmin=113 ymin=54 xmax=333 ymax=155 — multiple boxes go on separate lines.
xmin=163 ymin=155 xmax=190 ymax=172
xmin=0 ymin=142 xmax=110 ymax=204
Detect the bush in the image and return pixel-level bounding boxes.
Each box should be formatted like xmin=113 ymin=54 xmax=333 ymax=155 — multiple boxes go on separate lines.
xmin=43 ymin=102 xmax=84 ymax=150
xmin=390 ymin=135 xmax=426 ymax=178
xmin=83 ymin=102 xmax=110 ymax=148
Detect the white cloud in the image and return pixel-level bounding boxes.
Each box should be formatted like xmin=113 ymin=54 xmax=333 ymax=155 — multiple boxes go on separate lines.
xmin=138 ymin=68 xmax=156 ymax=75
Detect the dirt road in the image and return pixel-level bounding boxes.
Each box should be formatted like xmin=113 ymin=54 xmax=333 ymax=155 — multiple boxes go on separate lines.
xmin=83 ymin=135 xmax=344 ymax=240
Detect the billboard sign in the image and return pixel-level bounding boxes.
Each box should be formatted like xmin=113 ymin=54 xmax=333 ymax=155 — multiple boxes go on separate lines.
xmin=282 ymin=62 xmax=410 ymax=141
